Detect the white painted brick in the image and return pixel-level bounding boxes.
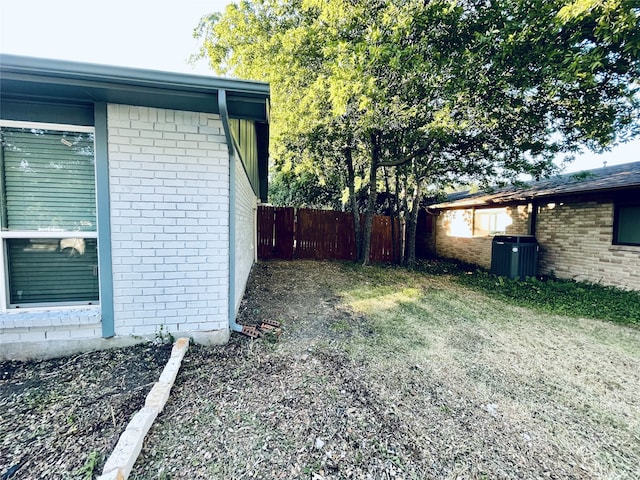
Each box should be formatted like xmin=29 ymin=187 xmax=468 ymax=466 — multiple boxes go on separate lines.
xmin=45 ymin=329 xmax=72 ymax=340
xmin=108 ymin=104 xmax=231 ymax=335
xmin=0 ymin=330 xmax=23 ymax=342
xmin=130 ymin=121 xmax=155 ymax=131
xmin=20 ymin=330 xmax=48 ymax=342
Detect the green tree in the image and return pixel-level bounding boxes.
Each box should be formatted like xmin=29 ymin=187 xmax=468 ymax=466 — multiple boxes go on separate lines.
xmin=195 ymin=0 xmax=639 ymax=264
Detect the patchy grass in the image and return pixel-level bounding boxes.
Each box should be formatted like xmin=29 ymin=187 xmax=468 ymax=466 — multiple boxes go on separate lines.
xmin=3 ymin=260 xmax=638 ymax=480
xmin=127 ymin=261 xmax=640 ymax=480
xmin=416 ymin=259 xmax=640 ymax=325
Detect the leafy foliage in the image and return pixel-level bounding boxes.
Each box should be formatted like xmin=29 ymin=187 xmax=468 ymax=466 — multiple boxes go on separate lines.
xmin=75 ymin=451 xmax=102 ymax=480
xmin=194 ymin=0 xmax=640 ymax=263
xmin=269 ymin=168 xmax=344 ymax=209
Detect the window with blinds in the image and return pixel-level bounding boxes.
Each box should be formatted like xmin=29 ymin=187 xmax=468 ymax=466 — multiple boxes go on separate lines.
xmin=0 ymin=123 xmax=99 ymax=307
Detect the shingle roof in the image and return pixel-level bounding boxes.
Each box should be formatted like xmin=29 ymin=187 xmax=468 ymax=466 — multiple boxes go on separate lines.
xmin=430 ymin=161 xmax=640 ymax=209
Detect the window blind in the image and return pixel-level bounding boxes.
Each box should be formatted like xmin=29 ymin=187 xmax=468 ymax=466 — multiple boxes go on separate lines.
xmin=7 ymin=238 xmax=99 ymax=305
xmin=0 ymin=126 xmax=99 ymax=305
xmin=1 ymin=128 xmax=96 ymax=231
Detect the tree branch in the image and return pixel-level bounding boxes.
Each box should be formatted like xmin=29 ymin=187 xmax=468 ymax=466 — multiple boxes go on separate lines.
xmin=378 ymin=145 xmax=430 ymax=168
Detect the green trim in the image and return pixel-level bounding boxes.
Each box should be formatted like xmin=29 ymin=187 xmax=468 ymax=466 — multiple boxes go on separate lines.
xmin=1 ymin=54 xmax=269 ymax=121
xmin=0 ymin=144 xmax=6 ymax=229
xmin=218 ymin=90 xmax=241 ymax=333
xmin=0 ymin=98 xmax=94 ymax=125
xmin=94 ymin=102 xmax=115 ymax=338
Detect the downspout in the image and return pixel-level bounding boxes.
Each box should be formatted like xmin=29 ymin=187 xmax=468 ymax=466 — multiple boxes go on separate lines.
xmin=218 ymin=89 xmax=243 ymax=333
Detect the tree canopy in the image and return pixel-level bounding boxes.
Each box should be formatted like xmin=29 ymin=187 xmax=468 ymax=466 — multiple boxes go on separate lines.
xmin=195 ymin=0 xmax=639 ymax=263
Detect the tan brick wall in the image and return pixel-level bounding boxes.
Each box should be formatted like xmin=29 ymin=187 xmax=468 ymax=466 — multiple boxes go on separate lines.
xmin=434 ymin=206 xmax=530 ymax=268
xmin=536 ymin=201 xmax=640 ymax=290
xmin=432 ymin=200 xmax=640 ymax=291
xmin=505 ymin=205 xmax=530 ymax=235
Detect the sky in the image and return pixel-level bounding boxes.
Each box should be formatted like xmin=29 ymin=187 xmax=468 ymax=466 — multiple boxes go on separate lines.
xmin=1 ymin=0 xmax=637 ymax=174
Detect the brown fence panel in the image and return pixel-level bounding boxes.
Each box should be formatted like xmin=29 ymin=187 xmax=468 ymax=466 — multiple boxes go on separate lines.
xmin=258 ymin=205 xmax=400 ymax=263
xmin=257 ymin=206 xmax=295 ymax=260
xmin=274 ymin=207 xmax=295 ymax=260
xmin=295 ymin=208 xmax=321 ymax=260
xmin=333 ymin=211 xmax=357 ymax=260
xmin=257 ymin=205 xmax=276 ymax=259
xmin=296 ymin=208 xmax=356 ymax=260
xmin=369 ymin=215 xmax=401 ymax=263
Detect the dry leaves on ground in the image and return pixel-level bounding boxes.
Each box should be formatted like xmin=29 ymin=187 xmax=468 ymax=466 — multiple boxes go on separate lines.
xmin=2 ymin=260 xmax=639 ymax=480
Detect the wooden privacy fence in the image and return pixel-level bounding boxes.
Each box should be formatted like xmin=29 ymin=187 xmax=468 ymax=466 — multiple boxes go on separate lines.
xmin=258 ymin=206 xmax=401 ymax=263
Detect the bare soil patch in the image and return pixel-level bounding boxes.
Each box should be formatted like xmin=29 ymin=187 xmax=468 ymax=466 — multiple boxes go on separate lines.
xmin=2 ymin=260 xmax=639 ymax=480
xmin=0 ymin=343 xmax=171 ymax=479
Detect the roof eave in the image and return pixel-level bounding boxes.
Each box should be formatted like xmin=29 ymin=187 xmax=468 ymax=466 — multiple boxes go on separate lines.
xmin=0 ymin=54 xmax=269 ymax=96
xmin=430 ymin=183 xmax=640 ymax=210
xmin=0 ymin=54 xmax=270 ymax=121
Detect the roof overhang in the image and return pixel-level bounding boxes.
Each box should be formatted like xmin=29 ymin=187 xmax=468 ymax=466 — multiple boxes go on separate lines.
xmin=0 ymin=54 xmax=270 ymax=122
xmin=431 ymin=185 xmax=640 ymax=210
xmin=430 ymin=162 xmax=640 ymax=210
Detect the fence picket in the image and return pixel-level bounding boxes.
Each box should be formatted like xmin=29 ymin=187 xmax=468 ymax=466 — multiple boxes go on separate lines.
xmin=257 ymin=205 xmax=401 ymax=263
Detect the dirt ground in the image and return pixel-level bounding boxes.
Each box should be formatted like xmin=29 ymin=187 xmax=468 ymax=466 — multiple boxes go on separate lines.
xmin=1 ymin=260 xmax=639 ymax=479
xmin=0 ymin=343 xmax=172 ymax=479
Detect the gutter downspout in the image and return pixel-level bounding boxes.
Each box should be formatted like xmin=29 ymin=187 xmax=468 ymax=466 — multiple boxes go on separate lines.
xmin=218 ymin=89 xmax=243 ymax=333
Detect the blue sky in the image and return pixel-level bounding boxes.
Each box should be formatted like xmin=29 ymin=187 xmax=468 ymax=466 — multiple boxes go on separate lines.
xmin=1 ymin=0 xmax=637 ymax=173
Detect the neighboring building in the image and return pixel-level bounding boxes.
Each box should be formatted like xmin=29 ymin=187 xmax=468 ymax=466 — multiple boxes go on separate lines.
xmin=0 ymin=55 xmax=270 ymax=359
xmin=427 ymin=162 xmax=640 ymax=291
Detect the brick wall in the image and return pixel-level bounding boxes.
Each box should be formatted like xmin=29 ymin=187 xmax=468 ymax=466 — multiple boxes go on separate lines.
xmin=234 ymin=157 xmax=257 ymax=313
xmin=537 ymin=200 xmax=640 ymax=290
xmin=432 ymin=200 xmax=640 ymax=291
xmin=0 ymin=309 xmax=102 ymax=349
xmin=506 ymin=205 xmax=530 ymax=235
xmin=434 ymin=205 xmax=530 ymax=268
xmin=108 ymin=105 xmax=230 ymax=337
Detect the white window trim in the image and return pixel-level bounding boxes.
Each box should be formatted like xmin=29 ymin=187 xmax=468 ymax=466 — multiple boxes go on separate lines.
xmin=0 ymin=120 xmax=98 ymax=312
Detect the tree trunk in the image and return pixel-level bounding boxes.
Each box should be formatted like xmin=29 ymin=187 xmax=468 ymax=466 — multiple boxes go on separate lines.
xmin=360 ymin=133 xmax=380 ymax=265
xmin=399 ymin=171 xmax=409 ymax=264
xmin=406 ymin=176 xmax=423 ymax=267
xmin=383 ymin=166 xmax=396 ymax=262
xmin=345 ymin=147 xmax=361 ymax=261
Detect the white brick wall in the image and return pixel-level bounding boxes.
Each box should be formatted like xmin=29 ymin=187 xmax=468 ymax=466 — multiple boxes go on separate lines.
xmin=234 ymin=157 xmax=257 ymax=312
xmin=0 ymin=308 xmax=102 ymax=345
xmin=108 ymin=105 xmax=230 ymax=337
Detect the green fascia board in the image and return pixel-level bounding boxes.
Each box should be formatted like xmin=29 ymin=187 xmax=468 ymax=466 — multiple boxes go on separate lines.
xmin=0 ymin=54 xmax=269 ymax=122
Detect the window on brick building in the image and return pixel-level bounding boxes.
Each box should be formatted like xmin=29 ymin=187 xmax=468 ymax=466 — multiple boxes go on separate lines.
xmin=444 ymin=207 xmax=512 ymax=237
xmin=0 ymin=121 xmax=99 ymax=307
xmin=613 ymin=204 xmax=640 ymax=246
xmin=473 ymin=208 xmax=513 ymax=237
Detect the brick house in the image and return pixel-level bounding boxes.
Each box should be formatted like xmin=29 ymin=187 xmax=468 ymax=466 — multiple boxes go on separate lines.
xmin=0 ymin=55 xmax=269 ymax=359
xmin=427 ymin=161 xmax=640 ymax=291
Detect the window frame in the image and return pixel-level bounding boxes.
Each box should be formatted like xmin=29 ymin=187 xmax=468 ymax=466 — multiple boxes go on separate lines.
xmin=444 ymin=207 xmax=513 ymax=238
xmin=612 ymin=202 xmax=640 ymax=247
xmin=0 ymin=119 xmax=99 ymax=310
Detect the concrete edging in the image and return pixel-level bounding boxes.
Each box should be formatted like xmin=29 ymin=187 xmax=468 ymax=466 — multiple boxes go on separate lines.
xmin=97 ymin=337 xmax=190 ymax=480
